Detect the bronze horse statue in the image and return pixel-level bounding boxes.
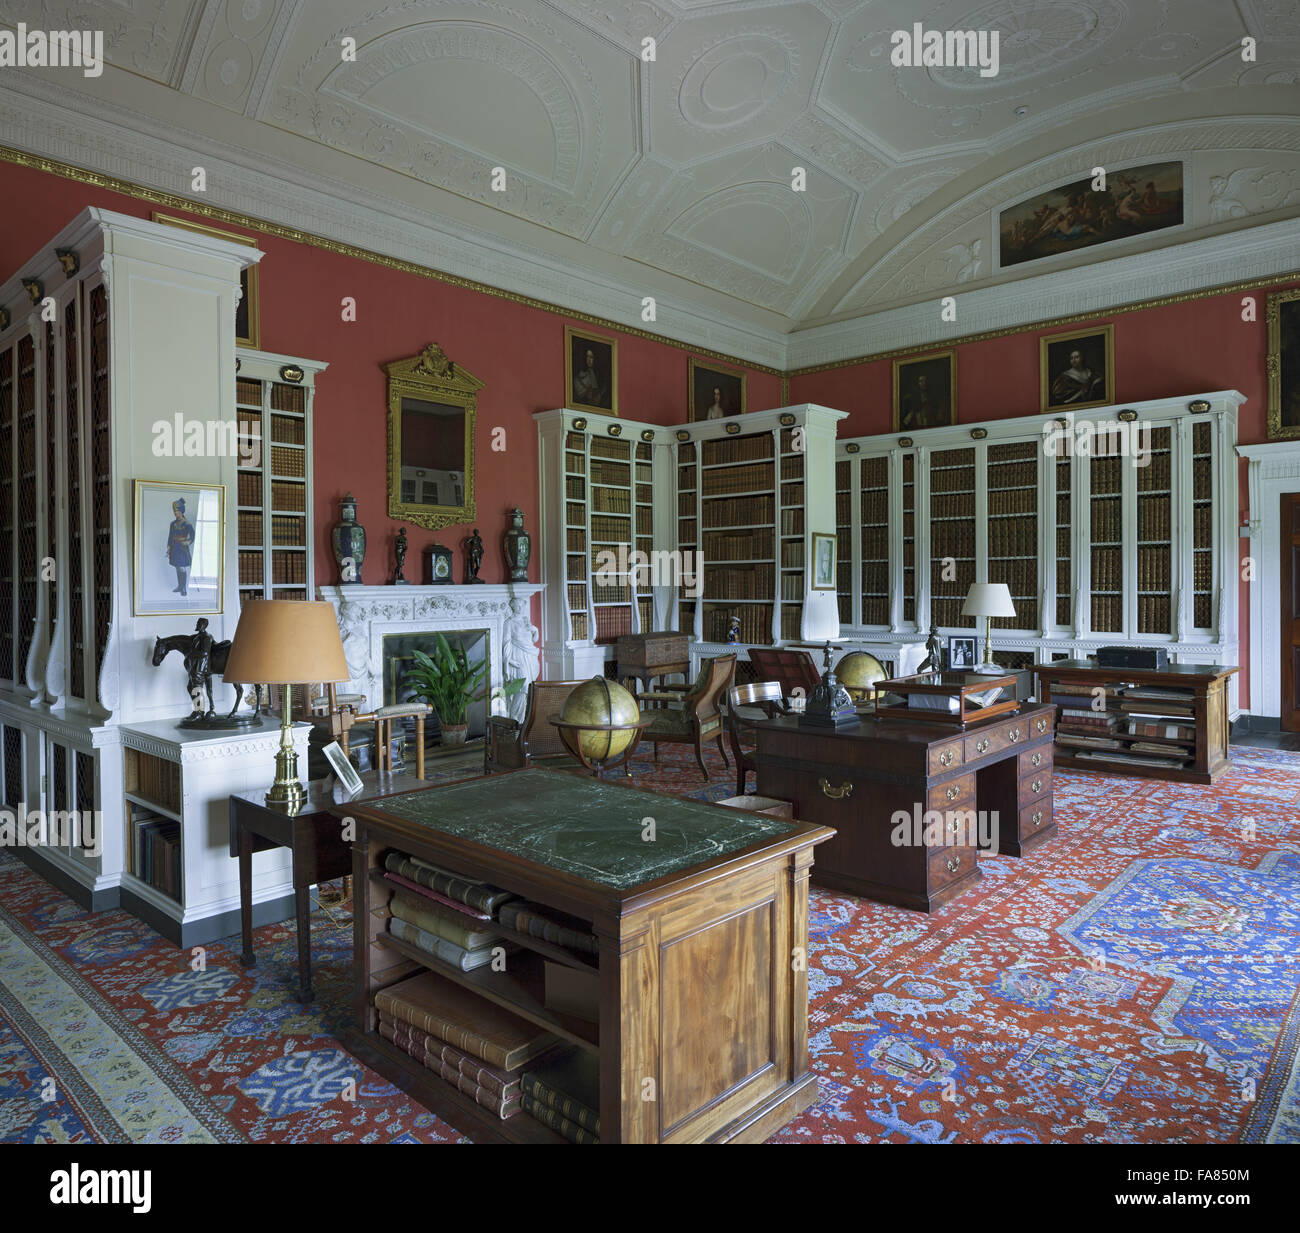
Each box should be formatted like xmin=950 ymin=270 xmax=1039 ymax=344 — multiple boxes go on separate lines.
xmin=152 ymin=630 xmax=260 ymax=723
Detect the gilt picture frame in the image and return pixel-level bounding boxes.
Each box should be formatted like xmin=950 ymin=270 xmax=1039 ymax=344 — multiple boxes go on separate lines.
xmin=565 ymin=326 xmax=618 ymax=416
xmin=689 ymin=358 xmax=746 ymax=421
xmin=1267 ymin=289 xmax=1300 ymax=440
xmin=1040 ymin=325 xmax=1114 ymax=413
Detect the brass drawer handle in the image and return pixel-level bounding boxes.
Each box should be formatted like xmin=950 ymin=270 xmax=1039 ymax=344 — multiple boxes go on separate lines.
xmin=946 ymin=785 xmax=960 ymax=801
xmin=947 ymin=818 xmax=961 ymax=837
xmin=1008 ymin=727 xmax=1022 ymax=742
xmin=1031 ymin=752 xmax=1042 ymax=767
xmin=939 ymin=749 xmax=955 ymax=766
xmin=946 ymin=855 xmax=961 ymax=873
xmin=1036 ymin=718 xmax=1048 ymax=733
xmin=1031 ymin=810 xmax=1043 ymax=828
xmin=819 ymin=778 xmax=852 ymax=800
xmin=1031 ymin=778 xmax=1043 ymax=795
xmin=976 ymin=738 xmax=990 ymax=753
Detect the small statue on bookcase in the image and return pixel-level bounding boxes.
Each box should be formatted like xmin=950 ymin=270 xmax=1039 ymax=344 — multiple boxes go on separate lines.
xmin=393 ymin=526 xmax=409 ymax=585
xmin=918 ymin=621 xmax=943 ymax=673
xmin=464 ymin=528 xmax=485 ymax=583
xmin=727 ymin=614 xmax=741 ymax=644
xmin=152 ymin=619 xmax=263 ymax=729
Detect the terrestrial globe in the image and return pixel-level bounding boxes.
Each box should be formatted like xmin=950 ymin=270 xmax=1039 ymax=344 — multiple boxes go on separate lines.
xmin=835 ymin=650 xmax=887 ymax=703
xmin=557 ymin=676 xmax=643 ymax=765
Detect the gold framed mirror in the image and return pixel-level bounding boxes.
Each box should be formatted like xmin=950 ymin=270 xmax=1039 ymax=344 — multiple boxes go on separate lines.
xmin=385 ymin=342 xmax=483 ymax=530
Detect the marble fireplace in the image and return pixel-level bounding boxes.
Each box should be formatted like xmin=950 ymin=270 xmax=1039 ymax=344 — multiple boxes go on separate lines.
xmin=317 ymin=584 xmax=546 ymax=727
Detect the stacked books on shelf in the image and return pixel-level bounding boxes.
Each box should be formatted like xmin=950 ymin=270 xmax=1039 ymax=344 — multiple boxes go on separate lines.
xmin=522 ymin=1048 xmax=600 ymax=1144
xmin=127 ymin=802 xmax=181 ymax=901
xmin=1050 ymin=681 xmax=1196 ymax=771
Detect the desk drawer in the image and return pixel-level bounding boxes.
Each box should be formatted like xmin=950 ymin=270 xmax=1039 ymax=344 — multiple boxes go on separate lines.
xmin=927 ymin=738 xmax=965 ymax=775
xmin=927 ymin=840 xmax=976 ymax=889
xmin=1018 ymin=769 xmax=1052 ymax=807
xmin=1019 ymin=748 xmax=1049 ymax=776
xmin=926 ymin=771 xmax=975 ymax=812
xmin=964 ymin=717 xmax=1030 ymax=760
xmin=1019 ymin=798 xmax=1052 ymax=840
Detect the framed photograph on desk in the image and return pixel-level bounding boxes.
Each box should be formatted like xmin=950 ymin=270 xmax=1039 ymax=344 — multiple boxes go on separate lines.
xmin=947 ymin=635 xmax=977 ymax=670
xmin=322 ymin=740 xmax=364 ymax=799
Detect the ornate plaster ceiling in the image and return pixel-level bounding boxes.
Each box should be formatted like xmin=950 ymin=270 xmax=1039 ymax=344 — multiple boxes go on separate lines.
xmin=1 ymin=0 xmax=1298 ymax=354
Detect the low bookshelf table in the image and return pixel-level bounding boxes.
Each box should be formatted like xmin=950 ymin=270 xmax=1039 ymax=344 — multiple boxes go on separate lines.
xmin=336 ymin=768 xmax=834 ymax=1144
xmin=1033 ymin=659 xmax=1239 ymax=784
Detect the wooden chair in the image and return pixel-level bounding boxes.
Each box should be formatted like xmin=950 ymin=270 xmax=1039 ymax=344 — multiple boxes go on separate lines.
xmin=312 ymin=684 xmax=429 ymax=779
xmin=639 ymin=654 xmax=737 ymax=780
xmin=484 ymin=679 xmax=586 ymax=774
xmin=726 ymin=680 xmax=786 ymax=797
xmin=747 ymin=647 xmax=821 ymax=699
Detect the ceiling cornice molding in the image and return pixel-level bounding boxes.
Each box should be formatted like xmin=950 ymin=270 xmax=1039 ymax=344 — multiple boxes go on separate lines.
xmin=0 ymin=77 xmax=788 ymax=371
xmin=788 ymin=215 xmax=1300 ymax=373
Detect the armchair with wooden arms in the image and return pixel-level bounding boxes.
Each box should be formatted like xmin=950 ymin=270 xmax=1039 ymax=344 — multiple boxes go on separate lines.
xmin=726 ymin=680 xmax=786 ymax=797
xmin=639 ymin=654 xmax=737 ymax=780
xmin=484 ymin=679 xmax=585 ymax=774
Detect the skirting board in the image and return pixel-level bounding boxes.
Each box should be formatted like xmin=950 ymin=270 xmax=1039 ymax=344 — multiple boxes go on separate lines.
xmin=8 ymin=844 xmax=118 ymax=913
xmin=118 ymin=884 xmax=299 ymax=950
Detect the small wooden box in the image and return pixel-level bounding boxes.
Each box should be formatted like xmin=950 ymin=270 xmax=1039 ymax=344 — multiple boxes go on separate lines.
xmin=616 ymin=632 xmax=690 ymax=689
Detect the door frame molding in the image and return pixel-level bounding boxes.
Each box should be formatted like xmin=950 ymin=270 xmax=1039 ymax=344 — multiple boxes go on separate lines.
xmin=1239 ymin=442 xmax=1300 ymax=718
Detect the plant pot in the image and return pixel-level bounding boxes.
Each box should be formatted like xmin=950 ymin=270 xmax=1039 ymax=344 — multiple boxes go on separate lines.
xmin=439 ymin=723 xmax=470 ymax=747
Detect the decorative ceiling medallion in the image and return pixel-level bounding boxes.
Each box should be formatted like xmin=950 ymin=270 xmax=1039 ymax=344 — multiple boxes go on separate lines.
xmin=779 ymin=412 xmax=796 ymax=426
xmin=572 ymin=418 xmax=587 ymax=431
xmin=1117 ymin=409 xmax=1138 ymax=422
xmin=279 ymin=365 xmax=304 ymax=384
xmin=1187 ymin=399 xmax=1211 ymax=413
xmin=607 ymin=423 xmax=623 ymax=436
xmin=971 ymin=427 xmax=988 ymax=439
xmin=677 ymin=33 xmax=795 ymax=130
xmin=56 ymin=248 xmax=79 ymax=277
xmin=725 ymin=421 xmax=741 ymax=434
xmin=845 ymin=442 xmax=860 ymax=454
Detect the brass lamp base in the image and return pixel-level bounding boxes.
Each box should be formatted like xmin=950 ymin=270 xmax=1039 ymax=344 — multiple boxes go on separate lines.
xmin=263 ymin=699 xmax=305 ymax=815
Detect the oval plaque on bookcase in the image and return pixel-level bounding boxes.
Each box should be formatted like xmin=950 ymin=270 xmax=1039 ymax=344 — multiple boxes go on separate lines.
xmin=572 ymin=417 xmax=587 ymax=431
xmin=279 ymin=364 xmax=305 ymax=384
xmin=640 ymin=429 xmax=655 ymax=442
xmin=675 ymin=429 xmax=690 ymax=442
xmin=898 ymin=437 xmax=914 ymax=447
xmin=845 ymin=442 xmax=860 ymax=454
xmin=970 ymin=427 xmax=988 ymax=439
xmin=607 ymin=423 xmax=623 ymax=436
xmin=779 ymin=413 xmax=796 ymax=426
xmin=725 ymin=421 xmax=741 ymax=434
xmin=1117 ymin=409 xmax=1138 ymax=422
xmin=1187 ymin=399 xmax=1211 ymax=413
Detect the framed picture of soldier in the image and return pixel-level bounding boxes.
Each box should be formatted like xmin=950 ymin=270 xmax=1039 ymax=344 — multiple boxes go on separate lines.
xmin=689 ymin=358 xmax=746 ymax=421
xmin=565 ymin=326 xmax=617 ymax=416
xmin=893 ymin=350 xmax=956 ymax=432
xmin=1267 ymin=289 xmax=1300 ymax=440
xmin=1040 ymin=325 xmax=1114 ymax=413
xmin=133 ymin=480 xmax=225 ymax=616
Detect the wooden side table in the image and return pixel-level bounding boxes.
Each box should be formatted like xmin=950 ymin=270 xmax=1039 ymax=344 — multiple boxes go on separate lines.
xmin=230 ymin=771 xmax=426 ymax=1001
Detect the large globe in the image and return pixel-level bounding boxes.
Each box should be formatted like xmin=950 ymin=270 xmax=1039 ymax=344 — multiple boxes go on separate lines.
xmin=559 ymin=677 xmax=642 ymax=764
xmin=836 ymin=651 xmax=887 ymax=703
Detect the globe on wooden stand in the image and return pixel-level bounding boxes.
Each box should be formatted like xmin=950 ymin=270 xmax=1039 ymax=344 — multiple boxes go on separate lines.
xmin=550 ymin=677 xmax=649 ymax=778
xmin=836 ymin=651 xmax=887 ymax=706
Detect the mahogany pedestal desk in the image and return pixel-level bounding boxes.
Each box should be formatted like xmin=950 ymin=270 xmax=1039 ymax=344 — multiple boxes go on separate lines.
xmin=756 ymin=704 xmax=1055 ymax=912
xmin=231 ymin=771 xmax=425 ymax=1001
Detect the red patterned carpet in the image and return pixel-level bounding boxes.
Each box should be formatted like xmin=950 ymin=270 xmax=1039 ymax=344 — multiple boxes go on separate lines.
xmin=2 ymin=742 xmax=1299 ymax=1143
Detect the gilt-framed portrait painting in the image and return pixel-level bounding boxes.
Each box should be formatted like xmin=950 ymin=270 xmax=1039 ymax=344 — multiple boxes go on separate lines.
xmin=133 ymin=480 xmax=225 ymax=617
xmin=1040 ymin=325 xmax=1114 ymax=413
xmin=1267 ymin=289 xmax=1300 ymax=440
xmin=152 ymin=212 xmax=260 ymax=348
xmin=565 ymin=326 xmax=617 ymax=415
xmin=893 ymin=351 xmax=955 ymax=432
xmin=689 ymin=358 xmax=746 ymax=421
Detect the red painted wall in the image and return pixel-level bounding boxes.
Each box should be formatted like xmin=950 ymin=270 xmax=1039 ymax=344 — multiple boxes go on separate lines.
xmin=789 ymin=280 xmax=1300 ymax=711
xmin=2 ymin=160 xmax=1290 ymax=709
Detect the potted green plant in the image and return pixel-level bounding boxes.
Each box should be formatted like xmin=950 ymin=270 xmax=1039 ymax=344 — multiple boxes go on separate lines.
xmin=405 ymin=635 xmax=522 ymax=747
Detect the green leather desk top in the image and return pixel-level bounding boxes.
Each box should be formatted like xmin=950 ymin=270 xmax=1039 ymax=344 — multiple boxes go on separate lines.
xmin=351 ymin=768 xmax=798 ymax=890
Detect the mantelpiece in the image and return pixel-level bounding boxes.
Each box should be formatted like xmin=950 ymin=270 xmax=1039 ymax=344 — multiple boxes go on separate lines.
xmin=317 ymin=584 xmax=545 ymax=722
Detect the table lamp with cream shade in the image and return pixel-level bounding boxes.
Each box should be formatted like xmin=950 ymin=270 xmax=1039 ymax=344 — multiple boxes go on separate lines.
xmin=224 ymin=600 xmax=351 ymax=813
xmin=961 ymin=582 xmax=1016 ymax=673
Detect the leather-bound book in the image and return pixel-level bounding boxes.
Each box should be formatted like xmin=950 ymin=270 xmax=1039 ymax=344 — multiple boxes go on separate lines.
xmin=374 ymin=971 xmax=558 ymax=1072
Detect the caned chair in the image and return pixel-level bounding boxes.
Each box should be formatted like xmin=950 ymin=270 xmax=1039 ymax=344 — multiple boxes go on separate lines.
xmin=484 ymin=679 xmax=586 ymax=774
xmin=726 ymin=680 xmax=786 ymax=797
xmin=639 ymin=654 xmax=737 ymax=780
xmin=747 ymin=647 xmax=821 ymax=699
